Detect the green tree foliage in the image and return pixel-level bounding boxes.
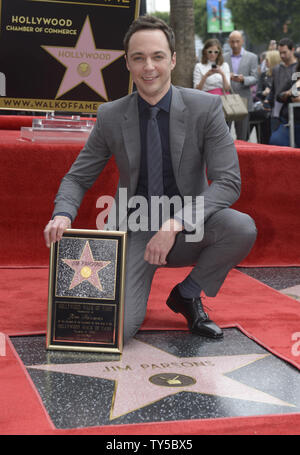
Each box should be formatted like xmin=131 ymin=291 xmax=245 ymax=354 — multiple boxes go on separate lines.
xmin=151 ymin=11 xmax=170 ymax=25
xmin=153 ymin=1 xmax=213 ymax=44
xmin=194 ymin=0 xmax=232 ymax=45
xmin=153 ymin=1 xmax=210 ymax=43
xmin=194 ymin=0 xmax=210 ymax=42
xmin=226 ymin=0 xmax=300 ymax=45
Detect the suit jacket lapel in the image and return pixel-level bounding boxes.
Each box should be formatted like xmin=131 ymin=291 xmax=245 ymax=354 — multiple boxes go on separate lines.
xmin=121 ymin=93 xmax=141 ymax=197
xmin=169 ymin=86 xmax=188 ymax=179
xmin=237 ymin=51 xmax=247 ymax=73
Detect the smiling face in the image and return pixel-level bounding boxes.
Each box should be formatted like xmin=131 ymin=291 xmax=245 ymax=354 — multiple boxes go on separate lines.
xmin=125 ymin=29 xmax=176 ymax=105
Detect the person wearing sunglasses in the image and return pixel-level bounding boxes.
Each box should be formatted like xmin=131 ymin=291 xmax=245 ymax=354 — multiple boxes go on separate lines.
xmin=193 ymin=38 xmax=231 ymax=95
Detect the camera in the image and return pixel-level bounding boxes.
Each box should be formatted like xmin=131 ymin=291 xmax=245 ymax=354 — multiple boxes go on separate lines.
xmin=212 ymin=63 xmax=217 ymax=69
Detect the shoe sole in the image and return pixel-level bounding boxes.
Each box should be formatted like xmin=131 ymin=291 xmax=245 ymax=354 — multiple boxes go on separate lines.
xmin=191 ymin=328 xmax=224 ymax=339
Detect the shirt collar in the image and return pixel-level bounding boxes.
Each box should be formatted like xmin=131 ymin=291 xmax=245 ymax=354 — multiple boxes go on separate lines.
xmin=231 ymin=47 xmax=244 ymax=58
xmin=138 ymin=86 xmax=172 ymax=114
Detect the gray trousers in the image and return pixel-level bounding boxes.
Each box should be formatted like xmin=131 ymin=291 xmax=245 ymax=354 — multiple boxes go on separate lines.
xmin=233 ymin=114 xmax=250 ymax=141
xmin=123 ymin=208 xmax=257 ymax=343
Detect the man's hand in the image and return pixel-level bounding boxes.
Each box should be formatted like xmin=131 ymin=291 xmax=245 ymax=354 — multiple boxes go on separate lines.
xmin=262 ymin=87 xmax=271 ymax=97
xmin=144 ymin=219 xmax=183 ymax=266
xmin=231 ymin=73 xmax=244 ymax=83
xmin=44 ymin=216 xmax=71 ymax=248
xmin=206 ymin=68 xmax=218 ymax=77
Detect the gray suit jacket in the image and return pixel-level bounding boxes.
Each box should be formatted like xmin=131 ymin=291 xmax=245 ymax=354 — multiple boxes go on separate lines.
xmin=224 ymin=50 xmax=258 ymax=111
xmin=53 ymin=86 xmax=241 ymax=230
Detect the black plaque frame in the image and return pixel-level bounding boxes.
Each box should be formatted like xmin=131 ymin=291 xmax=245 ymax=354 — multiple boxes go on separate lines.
xmin=47 ymin=229 xmax=127 ymax=353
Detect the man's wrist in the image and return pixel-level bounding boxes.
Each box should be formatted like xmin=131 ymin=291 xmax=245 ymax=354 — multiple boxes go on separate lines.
xmin=161 ymin=218 xmax=184 ymax=233
xmin=52 ymin=212 xmax=73 ymax=222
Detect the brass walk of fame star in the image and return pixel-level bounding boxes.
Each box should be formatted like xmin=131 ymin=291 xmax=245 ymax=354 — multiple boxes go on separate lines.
xmin=62 ymin=241 xmax=110 ymax=291
xmin=28 ymin=339 xmax=296 ymax=420
xmin=42 ymin=15 xmax=125 ymax=100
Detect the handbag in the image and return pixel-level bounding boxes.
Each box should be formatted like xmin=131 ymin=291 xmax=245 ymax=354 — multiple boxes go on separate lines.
xmin=221 ymin=89 xmax=248 ymax=121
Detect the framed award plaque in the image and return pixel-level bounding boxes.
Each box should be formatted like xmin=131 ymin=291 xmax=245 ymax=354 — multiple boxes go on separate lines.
xmin=46 ymin=229 xmax=127 ymax=353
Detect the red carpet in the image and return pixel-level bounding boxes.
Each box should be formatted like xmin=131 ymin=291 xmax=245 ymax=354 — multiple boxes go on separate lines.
xmin=233 ymin=141 xmax=300 ymax=266
xmin=0 ymin=266 xmax=300 ymax=435
xmin=1 ymin=118 xmax=300 ymax=433
xmin=1 ymin=131 xmax=300 ymax=267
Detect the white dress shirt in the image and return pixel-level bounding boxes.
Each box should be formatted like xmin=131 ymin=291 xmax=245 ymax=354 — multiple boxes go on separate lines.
xmin=193 ymin=62 xmax=230 ymax=92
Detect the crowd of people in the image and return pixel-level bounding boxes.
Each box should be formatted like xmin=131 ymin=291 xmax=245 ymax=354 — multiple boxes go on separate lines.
xmin=193 ymin=34 xmax=300 ymax=148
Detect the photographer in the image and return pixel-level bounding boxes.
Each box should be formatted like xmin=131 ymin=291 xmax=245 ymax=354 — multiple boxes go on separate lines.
xmin=269 ymin=60 xmax=300 ymax=147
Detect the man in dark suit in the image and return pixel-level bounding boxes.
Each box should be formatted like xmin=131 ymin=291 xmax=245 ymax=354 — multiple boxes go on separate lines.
xmin=266 ymin=37 xmax=298 ymax=139
xmin=224 ymin=31 xmax=258 ymax=140
xmin=44 ymin=16 xmax=257 ymax=344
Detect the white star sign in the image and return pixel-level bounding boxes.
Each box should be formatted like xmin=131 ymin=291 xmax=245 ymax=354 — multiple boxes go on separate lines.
xmin=42 ymin=16 xmax=125 ymax=100
xmin=28 ymin=339 xmax=295 ymax=420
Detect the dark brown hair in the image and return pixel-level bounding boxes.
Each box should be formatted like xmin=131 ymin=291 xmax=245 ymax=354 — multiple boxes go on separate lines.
xmin=278 ymin=38 xmax=294 ymax=50
xmin=201 ymin=38 xmax=224 ymax=66
xmin=123 ymin=14 xmax=175 ymax=55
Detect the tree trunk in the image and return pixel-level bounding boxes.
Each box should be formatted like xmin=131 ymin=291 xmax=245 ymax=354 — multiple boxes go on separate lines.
xmin=170 ymin=0 xmax=196 ymax=87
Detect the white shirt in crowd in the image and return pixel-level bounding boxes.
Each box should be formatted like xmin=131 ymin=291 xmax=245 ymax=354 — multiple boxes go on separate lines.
xmin=193 ymin=61 xmax=230 ymax=92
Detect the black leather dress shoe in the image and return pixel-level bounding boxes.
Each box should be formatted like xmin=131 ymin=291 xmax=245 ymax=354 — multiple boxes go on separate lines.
xmin=166 ymin=285 xmax=223 ymax=339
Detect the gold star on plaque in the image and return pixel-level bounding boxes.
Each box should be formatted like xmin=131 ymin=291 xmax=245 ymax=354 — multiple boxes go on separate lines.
xmin=62 ymin=241 xmax=110 ymax=291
